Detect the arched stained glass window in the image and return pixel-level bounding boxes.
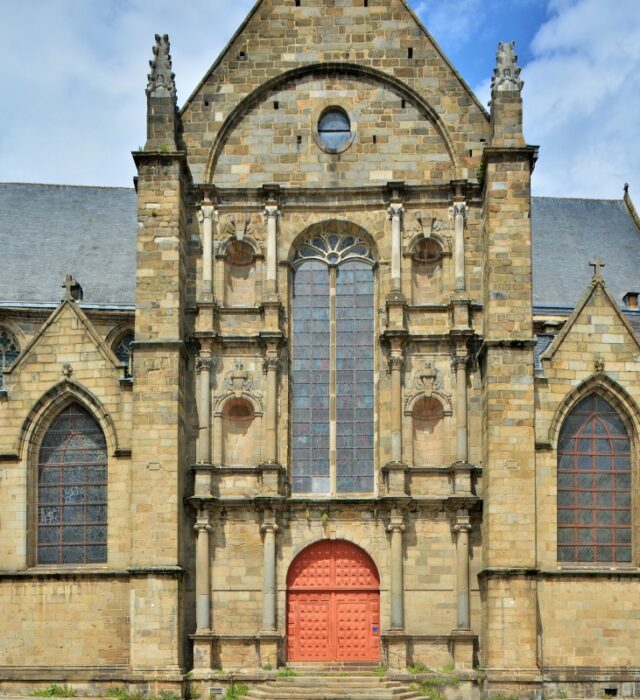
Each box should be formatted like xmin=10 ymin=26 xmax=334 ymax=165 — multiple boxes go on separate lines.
xmin=114 ymin=332 xmax=134 ymax=377
xmin=557 ymin=394 xmax=632 ymax=563
xmin=291 ymin=234 xmax=375 ymax=494
xmin=0 ymin=329 xmax=20 ymax=388
xmin=37 ymin=403 xmax=108 ymax=565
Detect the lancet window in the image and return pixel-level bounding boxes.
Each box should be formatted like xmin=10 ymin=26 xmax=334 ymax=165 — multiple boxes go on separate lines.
xmin=291 ymin=234 xmax=375 ymax=495
xmin=557 ymin=393 xmax=632 ymax=563
xmin=37 ymin=403 xmax=108 ymax=565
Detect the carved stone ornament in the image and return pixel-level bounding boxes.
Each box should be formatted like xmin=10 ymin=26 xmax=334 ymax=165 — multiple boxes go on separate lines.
xmin=594 ymin=356 xmax=605 ymax=374
xmin=406 ymin=213 xmax=446 ymax=239
xmin=224 ymin=360 xmax=254 ymax=396
xmin=62 ymin=363 xmax=73 ymax=379
xmin=146 ymin=34 xmax=176 ymax=99
xmin=196 ymin=356 xmax=215 ymax=374
xmin=263 ymin=355 xmax=280 ymax=373
xmin=197 ymin=205 xmax=217 ymax=225
xmin=221 ymin=214 xmax=258 ymax=241
xmin=415 ymin=361 xmax=443 ymax=397
xmin=491 ymin=41 xmax=524 ymax=94
xmin=387 ymin=203 xmax=404 ymax=222
xmin=448 ymin=202 xmax=468 ymax=224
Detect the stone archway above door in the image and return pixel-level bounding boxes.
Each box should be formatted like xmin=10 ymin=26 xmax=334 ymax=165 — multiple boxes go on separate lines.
xmin=286 ymin=540 xmax=380 ymax=663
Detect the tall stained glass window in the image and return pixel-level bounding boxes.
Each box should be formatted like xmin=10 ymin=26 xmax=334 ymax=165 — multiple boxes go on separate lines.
xmin=291 ymin=234 xmax=375 ymax=494
xmin=37 ymin=403 xmax=108 ymax=565
xmin=557 ymin=394 xmax=632 ymax=563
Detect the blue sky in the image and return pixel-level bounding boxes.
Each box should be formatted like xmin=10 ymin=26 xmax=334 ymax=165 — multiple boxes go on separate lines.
xmin=0 ymin=0 xmax=638 ymax=199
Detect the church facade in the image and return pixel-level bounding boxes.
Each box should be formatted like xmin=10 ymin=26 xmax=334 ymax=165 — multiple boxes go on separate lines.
xmin=2 ymin=1 xmax=640 ymax=698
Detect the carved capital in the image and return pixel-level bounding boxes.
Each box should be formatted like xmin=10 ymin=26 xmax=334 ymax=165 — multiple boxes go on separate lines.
xmin=194 ymin=509 xmax=213 ymax=534
xmin=388 ymin=203 xmax=404 ymax=222
xmin=261 ymin=521 xmax=279 ymax=534
xmin=263 ymin=355 xmax=280 ymax=373
xmin=388 ymin=355 xmax=404 ymax=371
xmin=264 ymin=205 xmax=279 ymax=222
xmin=387 ymin=519 xmax=406 ymax=534
xmin=198 ymin=205 xmax=217 ymax=225
xmin=449 ymin=202 xmax=467 ymax=224
xmin=453 ymin=354 xmax=469 ymax=371
xmin=196 ymin=356 xmax=215 ymax=374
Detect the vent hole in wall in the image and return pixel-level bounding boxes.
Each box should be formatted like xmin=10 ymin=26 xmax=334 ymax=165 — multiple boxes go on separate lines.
xmin=401 ymin=99 xmax=406 ymax=109
xmin=373 ymin=135 xmax=377 ymax=144
xmin=295 ymin=0 xmax=300 ymax=5
xmin=297 ymin=135 xmax=302 ymax=145
xmin=274 ymin=101 xmax=279 ymax=110
xmin=408 ymin=47 xmax=413 ymax=59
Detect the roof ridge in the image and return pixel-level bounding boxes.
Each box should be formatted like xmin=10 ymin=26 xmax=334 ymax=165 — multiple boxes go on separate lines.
xmin=0 ymin=182 xmax=134 ymax=191
xmin=532 ymin=195 xmax=624 ymax=203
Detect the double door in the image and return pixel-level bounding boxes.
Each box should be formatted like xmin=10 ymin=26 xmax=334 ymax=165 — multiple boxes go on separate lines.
xmin=287 ymin=590 xmax=380 ymax=662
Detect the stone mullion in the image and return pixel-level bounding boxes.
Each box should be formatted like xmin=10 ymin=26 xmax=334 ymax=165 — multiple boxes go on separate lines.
xmin=198 ymin=204 xmax=217 ymax=301
xmin=329 ymin=265 xmax=337 ymax=495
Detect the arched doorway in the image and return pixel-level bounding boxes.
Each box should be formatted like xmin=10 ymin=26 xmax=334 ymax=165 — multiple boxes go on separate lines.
xmin=287 ymin=540 xmax=380 ymax=662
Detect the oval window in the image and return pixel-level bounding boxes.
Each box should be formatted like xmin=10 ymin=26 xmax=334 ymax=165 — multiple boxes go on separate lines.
xmin=317 ymin=109 xmax=352 ymax=152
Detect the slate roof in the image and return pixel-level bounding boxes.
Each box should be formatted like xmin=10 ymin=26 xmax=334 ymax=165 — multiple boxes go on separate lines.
xmin=1 ymin=183 xmax=639 ymax=310
xmin=531 ymin=197 xmax=640 ymax=309
xmin=0 ymin=183 xmax=137 ymax=307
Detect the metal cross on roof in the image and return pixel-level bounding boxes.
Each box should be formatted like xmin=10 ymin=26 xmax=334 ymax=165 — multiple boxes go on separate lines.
xmin=589 ymin=257 xmax=606 ymax=279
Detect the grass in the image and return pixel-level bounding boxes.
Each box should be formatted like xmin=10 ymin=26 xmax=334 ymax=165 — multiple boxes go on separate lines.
xmin=369 ymin=665 xmax=388 ymax=677
xmin=407 ymin=661 xmax=432 ymax=674
xmin=276 ymin=669 xmax=298 ymax=678
xmin=410 ymin=671 xmax=462 ymax=700
xmin=33 ymin=686 xmax=77 ymax=698
xmin=224 ymin=684 xmax=249 ymax=700
xmin=106 ymin=689 xmax=180 ymax=700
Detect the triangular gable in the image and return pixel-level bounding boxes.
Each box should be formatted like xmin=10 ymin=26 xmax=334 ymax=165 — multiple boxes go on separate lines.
xmin=180 ymin=0 xmax=488 ymax=118
xmin=541 ymin=277 xmax=640 ymax=365
xmin=6 ymin=300 xmax=122 ymax=376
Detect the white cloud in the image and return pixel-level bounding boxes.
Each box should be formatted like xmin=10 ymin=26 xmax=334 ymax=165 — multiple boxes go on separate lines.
xmin=414 ymin=0 xmax=485 ymax=46
xmin=522 ymin=0 xmax=640 ymax=197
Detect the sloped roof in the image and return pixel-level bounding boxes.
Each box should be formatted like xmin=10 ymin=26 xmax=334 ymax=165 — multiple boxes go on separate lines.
xmin=1 ymin=183 xmax=639 ymax=310
xmin=0 ymin=183 xmax=137 ymax=307
xmin=531 ymin=197 xmax=640 ymax=309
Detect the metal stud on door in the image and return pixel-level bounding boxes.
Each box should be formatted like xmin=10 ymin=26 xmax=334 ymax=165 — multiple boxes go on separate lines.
xmin=286 ymin=540 xmax=380 ymax=662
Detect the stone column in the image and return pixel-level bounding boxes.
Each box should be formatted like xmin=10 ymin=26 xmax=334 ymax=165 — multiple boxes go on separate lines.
xmin=264 ymin=205 xmax=279 ymax=298
xmin=194 ymin=508 xmax=213 ymax=632
xmin=454 ymin=348 xmax=469 ymax=465
xmin=389 ymin=350 xmax=404 ymax=464
xmin=388 ymin=510 xmax=406 ymax=630
xmin=196 ymin=354 xmax=213 ymax=465
xmin=388 ymin=203 xmax=404 ymax=294
xmin=453 ymin=512 xmax=471 ymax=629
xmin=450 ymin=202 xmax=467 ymax=292
xmin=261 ymin=511 xmax=279 ymax=632
xmin=263 ymin=353 xmax=279 ymax=464
xmin=198 ymin=203 xmax=217 ymax=301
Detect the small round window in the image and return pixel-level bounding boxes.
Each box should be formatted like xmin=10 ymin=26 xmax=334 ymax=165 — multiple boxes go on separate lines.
xmin=317 ymin=108 xmax=352 ymax=152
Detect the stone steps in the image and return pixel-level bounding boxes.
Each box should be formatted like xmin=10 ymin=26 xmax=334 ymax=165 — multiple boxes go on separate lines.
xmin=242 ymin=675 xmax=428 ymax=699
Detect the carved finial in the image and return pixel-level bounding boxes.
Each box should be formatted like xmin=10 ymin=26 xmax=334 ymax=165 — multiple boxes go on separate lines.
xmin=61 ymin=275 xmax=83 ymax=302
xmin=146 ymin=34 xmax=176 ymax=99
xmin=624 ymin=183 xmax=630 ymax=197
xmin=589 ymin=257 xmax=606 ymax=281
xmin=491 ymin=41 xmax=524 ymax=95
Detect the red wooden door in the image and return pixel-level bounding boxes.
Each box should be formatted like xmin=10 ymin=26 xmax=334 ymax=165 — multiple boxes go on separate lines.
xmin=287 ymin=541 xmax=380 ymax=662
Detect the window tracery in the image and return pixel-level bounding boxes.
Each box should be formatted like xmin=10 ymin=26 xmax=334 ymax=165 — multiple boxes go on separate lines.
xmin=291 ymin=233 xmax=375 ymax=495
xmin=557 ymin=393 xmax=632 ymax=563
xmin=0 ymin=329 xmax=20 ymax=387
xmin=37 ymin=403 xmax=108 ymax=565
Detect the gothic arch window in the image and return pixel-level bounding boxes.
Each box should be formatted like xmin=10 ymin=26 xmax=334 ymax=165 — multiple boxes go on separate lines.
xmin=0 ymin=328 xmax=20 ymax=387
xmin=557 ymin=393 xmax=632 ymax=564
xmin=113 ymin=331 xmax=134 ymax=377
xmin=222 ymin=398 xmax=257 ymax=466
xmin=411 ymin=238 xmax=443 ymax=305
xmin=412 ymin=396 xmax=446 ymax=467
xmin=37 ymin=403 xmax=108 ymax=565
xmin=225 ymin=240 xmax=256 ymax=307
xmin=291 ymin=233 xmax=375 ymax=494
